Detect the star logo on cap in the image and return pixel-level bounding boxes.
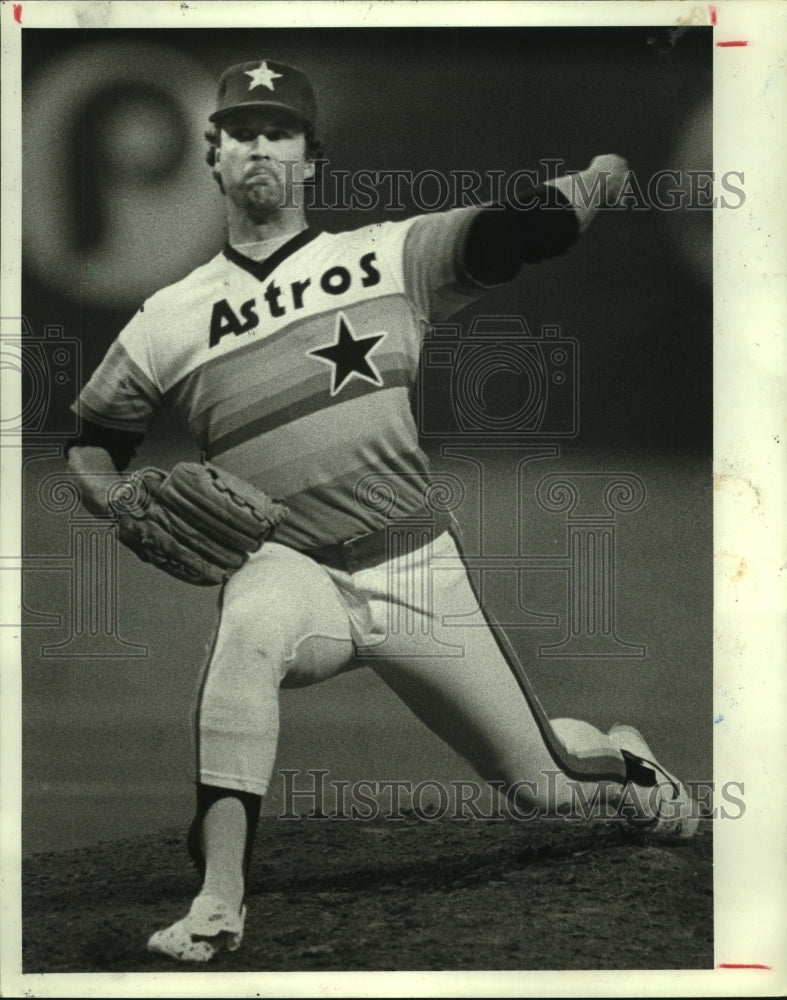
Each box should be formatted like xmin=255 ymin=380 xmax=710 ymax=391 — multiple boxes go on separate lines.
xmin=244 ymin=60 xmax=283 ymax=92
xmin=309 ymin=313 xmax=387 ymax=396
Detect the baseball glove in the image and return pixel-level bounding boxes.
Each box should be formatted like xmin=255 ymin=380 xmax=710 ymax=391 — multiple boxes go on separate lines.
xmin=112 ymin=461 xmax=288 ymax=586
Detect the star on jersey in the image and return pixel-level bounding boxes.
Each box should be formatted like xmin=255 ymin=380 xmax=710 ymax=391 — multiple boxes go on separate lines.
xmin=309 ymin=313 xmax=387 ymax=396
xmin=244 ymin=60 xmax=283 ymax=92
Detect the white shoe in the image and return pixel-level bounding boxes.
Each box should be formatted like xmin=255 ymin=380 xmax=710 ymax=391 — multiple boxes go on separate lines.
xmin=608 ymin=724 xmax=699 ymax=841
xmin=147 ymin=893 xmax=246 ymax=962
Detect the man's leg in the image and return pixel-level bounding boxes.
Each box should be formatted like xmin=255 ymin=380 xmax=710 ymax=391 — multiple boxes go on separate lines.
xmin=356 ymin=531 xmax=694 ymax=829
xmin=149 ymin=543 xmax=354 ymax=961
xmin=186 ymin=786 xmax=261 ymax=912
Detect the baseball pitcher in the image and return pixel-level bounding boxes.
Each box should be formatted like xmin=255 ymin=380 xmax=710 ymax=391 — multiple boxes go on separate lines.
xmin=67 ymin=59 xmax=698 ymax=962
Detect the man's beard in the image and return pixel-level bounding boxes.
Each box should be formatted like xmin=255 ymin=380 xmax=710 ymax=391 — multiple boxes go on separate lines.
xmin=233 ymin=173 xmax=288 ymax=223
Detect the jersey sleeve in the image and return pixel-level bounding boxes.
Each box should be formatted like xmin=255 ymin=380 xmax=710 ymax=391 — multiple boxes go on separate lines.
xmin=399 ymin=205 xmax=501 ymax=323
xmin=72 ymin=306 xmax=163 ymax=435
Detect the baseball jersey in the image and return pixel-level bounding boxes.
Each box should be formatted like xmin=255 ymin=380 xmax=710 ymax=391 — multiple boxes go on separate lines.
xmin=75 ymin=207 xmax=493 ymax=549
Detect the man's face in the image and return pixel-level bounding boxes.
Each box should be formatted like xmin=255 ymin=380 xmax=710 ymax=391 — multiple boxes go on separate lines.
xmin=216 ymin=109 xmax=312 ymax=222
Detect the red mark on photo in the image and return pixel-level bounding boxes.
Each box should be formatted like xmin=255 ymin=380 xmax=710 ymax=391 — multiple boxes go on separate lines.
xmin=13 ymin=3 xmax=22 ymax=23
xmin=718 ymin=963 xmax=772 ymax=969
xmin=709 ymin=5 xmax=717 ymax=25
xmin=716 ymin=40 xmax=749 ymax=47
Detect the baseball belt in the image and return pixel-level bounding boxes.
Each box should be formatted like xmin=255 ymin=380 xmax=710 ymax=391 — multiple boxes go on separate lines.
xmin=304 ymin=512 xmax=457 ymax=574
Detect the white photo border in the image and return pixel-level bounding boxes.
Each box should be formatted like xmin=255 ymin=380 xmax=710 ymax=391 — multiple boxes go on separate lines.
xmin=1 ymin=1 xmax=785 ymax=997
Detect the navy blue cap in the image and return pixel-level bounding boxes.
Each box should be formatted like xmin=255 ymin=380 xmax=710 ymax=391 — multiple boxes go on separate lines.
xmin=210 ymin=59 xmax=316 ymax=128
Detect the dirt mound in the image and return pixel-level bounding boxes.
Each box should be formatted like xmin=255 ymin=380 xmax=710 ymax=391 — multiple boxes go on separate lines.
xmin=23 ymin=815 xmax=712 ymax=972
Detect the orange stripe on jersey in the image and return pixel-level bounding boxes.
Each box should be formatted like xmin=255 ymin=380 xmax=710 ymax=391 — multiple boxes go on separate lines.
xmin=207 ymin=350 xmax=411 ymax=442
xmin=209 ymin=369 xmax=412 ymax=458
xmin=212 ymin=387 xmax=421 ymax=495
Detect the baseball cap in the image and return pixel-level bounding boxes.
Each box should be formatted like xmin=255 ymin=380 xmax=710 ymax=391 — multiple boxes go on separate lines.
xmin=210 ymin=59 xmax=317 ymax=128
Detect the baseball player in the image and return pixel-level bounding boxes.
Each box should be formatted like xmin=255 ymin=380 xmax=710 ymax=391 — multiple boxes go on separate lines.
xmin=66 ymin=59 xmax=698 ymax=963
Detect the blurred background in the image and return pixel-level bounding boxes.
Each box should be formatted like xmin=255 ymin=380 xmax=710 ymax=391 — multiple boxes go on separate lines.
xmin=19 ymin=26 xmax=713 ymax=854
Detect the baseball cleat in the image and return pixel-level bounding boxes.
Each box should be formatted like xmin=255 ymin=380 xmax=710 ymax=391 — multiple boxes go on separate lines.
xmin=147 ymin=893 xmax=246 ymax=962
xmin=608 ymin=724 xmax=699 ymax=841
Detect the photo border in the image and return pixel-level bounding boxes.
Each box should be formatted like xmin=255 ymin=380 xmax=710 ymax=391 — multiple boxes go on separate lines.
xmin=2 ymin=1 xmax=785 ymax=996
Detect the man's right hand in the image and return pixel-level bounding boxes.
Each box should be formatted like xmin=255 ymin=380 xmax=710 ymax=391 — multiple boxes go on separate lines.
xmin=585 ymin=153 xmax=630 ymax=204
xmin=547 ymin=153 xmax=630 ymax=232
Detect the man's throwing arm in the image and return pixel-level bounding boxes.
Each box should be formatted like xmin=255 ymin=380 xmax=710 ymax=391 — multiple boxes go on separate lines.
xmin=462 ymin=154 xmax=629 ymax=285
